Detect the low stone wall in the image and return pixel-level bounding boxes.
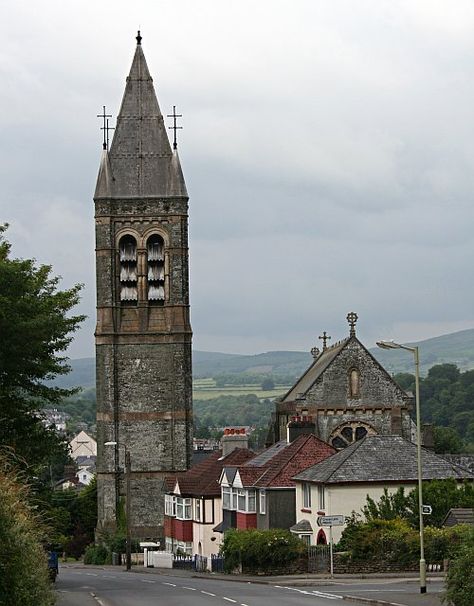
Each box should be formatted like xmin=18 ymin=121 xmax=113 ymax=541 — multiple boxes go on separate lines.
xmin=333 ymin=554 xmax=419 ymax=574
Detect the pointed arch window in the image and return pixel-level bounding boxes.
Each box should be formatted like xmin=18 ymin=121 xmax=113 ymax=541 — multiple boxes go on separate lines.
xmin=119 ymin=235 xmax=138 ymax=304
xmin=147 ymin=234 xmax=165 ymax=305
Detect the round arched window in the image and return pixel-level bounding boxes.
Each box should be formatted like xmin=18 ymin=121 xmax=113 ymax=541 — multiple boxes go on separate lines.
xmin=329 ymin=422 xmax=375 ymax=450
xmin=119 ymin=235 xmax=138 ymax=304
xmin=147 ymin=234 xmax=165 ymax=305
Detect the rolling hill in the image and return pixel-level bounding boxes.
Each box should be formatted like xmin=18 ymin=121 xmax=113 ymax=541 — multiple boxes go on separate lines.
xmin=54 ymin=327 xmax=474 ymax=389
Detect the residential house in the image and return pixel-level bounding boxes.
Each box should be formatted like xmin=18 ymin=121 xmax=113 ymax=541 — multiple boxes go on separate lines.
xmin=219 ymin=417 xmax=335 ymax=533
xmin=164 ymin=429 xmax=254 ymax=560
xmin=69 ymin=430 xmax=97 ymax=460
xmin=292 ymin=435 xmax=474 ymax=544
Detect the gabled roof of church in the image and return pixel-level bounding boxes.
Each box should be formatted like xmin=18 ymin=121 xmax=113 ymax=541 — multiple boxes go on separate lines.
xmin=94 ymin=34 xmax=187 ymax=199
xmin=281 ymin=337 xmax=349 ymax=403
xmin=293 ymin=435 xmax=474 ymax=484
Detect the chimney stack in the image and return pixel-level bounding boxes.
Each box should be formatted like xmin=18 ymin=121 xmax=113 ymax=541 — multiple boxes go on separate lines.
xmin=221 ymin=427 xmax=249 ymax=457
xmin=287 ymin=414 xmax=316 ymax=443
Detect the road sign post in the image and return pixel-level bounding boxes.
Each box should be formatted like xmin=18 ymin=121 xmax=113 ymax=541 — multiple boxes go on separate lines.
xmin=317 ymin=515 xmax=345 ymax=577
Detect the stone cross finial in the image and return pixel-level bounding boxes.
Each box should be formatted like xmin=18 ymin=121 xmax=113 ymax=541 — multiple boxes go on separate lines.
xmin=347 ymin=311 xmax=358 ymax=336
xmin=136 ymin=30 xmax=142 ymax=45
xmin=311 ymin=346 xmax=320 ymax=359
xmin=319 ymin=331 xmax=331 ymax=350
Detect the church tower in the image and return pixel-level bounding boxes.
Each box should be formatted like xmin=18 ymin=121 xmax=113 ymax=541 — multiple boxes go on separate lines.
xmin=94 ymin=33 xmax=192 ymax=540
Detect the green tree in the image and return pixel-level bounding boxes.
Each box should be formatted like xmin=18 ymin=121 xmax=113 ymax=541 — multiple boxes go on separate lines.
xmin=0 ymin=224 xmax=85 ymax=474
xmin=261 ymin=377 xmax=275 ymax=390
xmin=433 ymin=427 xmax=464 ymax=454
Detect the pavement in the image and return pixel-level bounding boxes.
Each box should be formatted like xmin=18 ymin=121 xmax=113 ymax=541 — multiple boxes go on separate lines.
xmin=61 ymin=563 xmax=445 ymax=606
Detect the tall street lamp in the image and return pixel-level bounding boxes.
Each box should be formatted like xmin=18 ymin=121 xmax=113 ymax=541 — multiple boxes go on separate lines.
xmin=105 ymin=441 xmax=132 ymax=571
xmin=376 ymin=340 xmax=426 ymax=594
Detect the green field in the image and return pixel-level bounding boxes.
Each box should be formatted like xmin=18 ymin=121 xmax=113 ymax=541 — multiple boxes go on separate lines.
xmin=192 ymin=378 xmax=289 ymax=400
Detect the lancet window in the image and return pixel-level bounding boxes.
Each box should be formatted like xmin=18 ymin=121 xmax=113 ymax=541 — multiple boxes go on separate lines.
xmin=119 ymin=235 xmax=138 ymax=303
xmin=147 ymin=234 xmax=165 ymax=304
xmin=349 ymin=368 xmax=360 ymax=398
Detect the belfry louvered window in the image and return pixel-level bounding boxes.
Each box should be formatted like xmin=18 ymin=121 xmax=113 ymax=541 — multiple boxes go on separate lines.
xmin=119 ymin=235 xmax=138 ymax=303
xmin=147 ymin=234 xmax=165 ymax=304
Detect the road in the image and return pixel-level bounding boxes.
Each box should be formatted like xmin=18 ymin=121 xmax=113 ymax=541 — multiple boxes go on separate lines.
xmin=55 ymin=567 xmax=367 ymax=606
xmin=56 ymin=566 xmax=445 ymax=606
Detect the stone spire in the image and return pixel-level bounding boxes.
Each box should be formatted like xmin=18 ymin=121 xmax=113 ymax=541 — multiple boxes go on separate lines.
xmin=95 ymin=34 xmax=187 ymax=199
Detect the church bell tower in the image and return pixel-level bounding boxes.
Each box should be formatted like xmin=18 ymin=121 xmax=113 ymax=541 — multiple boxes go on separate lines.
xmin=94 ymin=33 xmax=192 ymax=540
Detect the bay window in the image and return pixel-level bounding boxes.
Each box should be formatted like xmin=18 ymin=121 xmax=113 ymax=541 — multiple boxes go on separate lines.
xmin=176 ymin=497 xmax=192 ymax=520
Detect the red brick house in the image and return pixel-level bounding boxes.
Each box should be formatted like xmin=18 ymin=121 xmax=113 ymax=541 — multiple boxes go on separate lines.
xmin=219 ymin=417 xmax=335 ymax=533
xmin=164 ymin=432 xmax=254 ymax=559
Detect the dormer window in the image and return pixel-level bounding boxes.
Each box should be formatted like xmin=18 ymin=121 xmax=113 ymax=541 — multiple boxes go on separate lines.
xmin=147 ymin=234 xmax=165 ymax=305
xmin=119 ymin=235 xmax=137 ymax=304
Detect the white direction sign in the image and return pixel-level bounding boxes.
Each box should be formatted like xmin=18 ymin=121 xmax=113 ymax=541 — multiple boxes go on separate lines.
xmin=317 ymin=515 xmax=345 ymax=527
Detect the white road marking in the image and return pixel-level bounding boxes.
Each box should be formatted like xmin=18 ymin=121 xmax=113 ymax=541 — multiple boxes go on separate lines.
xmin=201 ymin=590 xmax=216 ymax=596
xmin=282 ymin=586 xmax=342 ymax=600
xmin=86 ymin=573 xmax=98 ymax=576
xmin=183 ymin=587 xmax=197 ymax=591
xmin=141 ymin=579 xmax=156 ymax=583
xmin=223 ymin=599 xmax=237 ymax=603
xmin=102 ymin=575 xmax=116 ymax=579
xmin=163 ymin=582 xmax=177 ymax=587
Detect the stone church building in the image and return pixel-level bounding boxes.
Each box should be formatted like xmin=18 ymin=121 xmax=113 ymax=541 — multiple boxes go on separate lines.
xmin=269 ymin=313 xmax=414 ymax=449
xmin=94 ymin=33 xmax=192 ymax=540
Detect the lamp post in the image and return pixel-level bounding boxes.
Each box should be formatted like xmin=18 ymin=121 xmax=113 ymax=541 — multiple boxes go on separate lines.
xmin=376 ymin=340 xmax=426 ymax=594
xmin=105 ymin=441 xmax=132 ymax=571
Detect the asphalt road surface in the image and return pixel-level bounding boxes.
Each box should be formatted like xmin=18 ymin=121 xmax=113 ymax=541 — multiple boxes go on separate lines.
xmin=56 ymin=566 xmax=445 ymax=606
xmin=55 ymin=567 xmax=369 ymax=606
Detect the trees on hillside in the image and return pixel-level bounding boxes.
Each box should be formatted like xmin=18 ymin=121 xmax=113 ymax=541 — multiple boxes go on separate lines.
xmin=394 ymin=363 xmax=474 ymax=452
xmin=0 ymin=224 xmax=85 ymax=474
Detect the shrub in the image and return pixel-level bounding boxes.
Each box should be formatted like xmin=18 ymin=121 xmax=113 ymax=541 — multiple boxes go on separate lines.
xmin=0 ymin=460 xmax=55 ymax=606
xmin=444 ymin=527 xmax=474 ymax=606
xmin=221 ymin=529 xmax=305 ymax=573
xmin=83 ymin=544 xmax=109 ymax=565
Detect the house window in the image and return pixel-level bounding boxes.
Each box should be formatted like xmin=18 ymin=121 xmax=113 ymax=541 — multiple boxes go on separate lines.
xmin=176 ymin=497 xmax=192 ymax=520
xmin=302 ymin=483 xmax=312 ymax=509
xmin=119 ymin=235 xmax=138 ymax=304
xmin=299 ymin=534 xmax=311 ymax=546
xmin=195 ymin=499 xmax=202 ymax=522
xmin=237 ymin=489 xmax=256 ymax=513
xmin=318 ymin=485 xmax=325 ymax=510
xmin=259 ymin=490 xmax=266 ymax=515
xmin=222 ymin=487 xmax=231 ymax=510
xmin=165 ymin=494 xmax=176 ymax=517
xmin=147 ymin=234 xmax=165 ymax=305
xmin=231 ymin=488 xmax=238 ymax=510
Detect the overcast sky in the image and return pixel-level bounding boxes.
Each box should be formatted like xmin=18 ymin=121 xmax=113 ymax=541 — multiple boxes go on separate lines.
xmin=2 ymin=0 xmax=474 ymax=358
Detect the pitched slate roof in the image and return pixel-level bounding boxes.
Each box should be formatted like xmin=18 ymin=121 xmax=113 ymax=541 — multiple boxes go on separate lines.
xmin=290 ymin=519 xmax=313 ymax=533
xmin=294 ymin=435 xmax=474 ymax=484
xmin=443 ymin=508 xmax=474 ymax=527
xmin=168 ymin=448 xmax=254 ymax=497
xmin=230 ymin=434 xmax=335 ymax=489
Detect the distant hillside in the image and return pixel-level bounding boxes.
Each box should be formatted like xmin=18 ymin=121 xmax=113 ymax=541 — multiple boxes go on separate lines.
xmin=369 ymin=328 xmax=474 ymax=376
xmin=54 ymin=328 xmax=474 ymax=388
